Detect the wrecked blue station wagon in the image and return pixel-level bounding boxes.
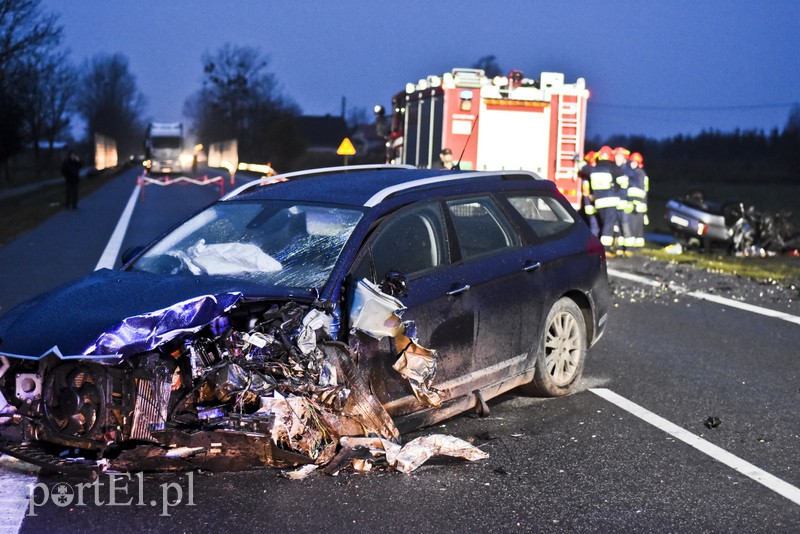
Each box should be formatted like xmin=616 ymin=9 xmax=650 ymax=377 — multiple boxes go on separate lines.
xmin=0 ymin=165 xmax=610 ymax=474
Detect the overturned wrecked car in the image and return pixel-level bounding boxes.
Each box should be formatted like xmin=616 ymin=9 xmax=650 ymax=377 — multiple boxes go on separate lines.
xmin=0 ymin=165 xmax=610 ymax=475
xmin=666 ymin=191 xmax=800 ymax=256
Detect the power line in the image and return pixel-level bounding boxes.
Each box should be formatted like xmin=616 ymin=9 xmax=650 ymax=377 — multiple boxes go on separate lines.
xmin=589 ymin=101 xmax=799 ymax=111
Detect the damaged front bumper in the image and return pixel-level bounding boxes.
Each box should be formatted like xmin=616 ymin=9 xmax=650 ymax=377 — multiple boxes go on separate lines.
xmin=0 ymin=286 xmax=485 ymax=476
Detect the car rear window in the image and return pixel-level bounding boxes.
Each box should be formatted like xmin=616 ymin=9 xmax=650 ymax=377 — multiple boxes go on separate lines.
xmin=506 ymin=194 xmax=576 ymax=237
xmin=446 ymin=197 xmax=519 ymax=260
xmin=369 ymin=203 xmax=449 ymax=279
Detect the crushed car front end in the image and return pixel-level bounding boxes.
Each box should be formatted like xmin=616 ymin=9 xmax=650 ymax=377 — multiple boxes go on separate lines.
xmin=0 ymin=289 xmax=404 ymax=473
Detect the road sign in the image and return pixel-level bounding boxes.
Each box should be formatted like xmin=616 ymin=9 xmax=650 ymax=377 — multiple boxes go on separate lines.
xmin=336 ymin=137 xmax=356 ymax=156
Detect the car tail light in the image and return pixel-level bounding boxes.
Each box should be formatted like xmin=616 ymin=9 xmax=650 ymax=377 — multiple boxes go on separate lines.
xmin=697 ymin=222 xmax=707 ymax=236
xmin=587 ymin=234 xmax=606 ymax=262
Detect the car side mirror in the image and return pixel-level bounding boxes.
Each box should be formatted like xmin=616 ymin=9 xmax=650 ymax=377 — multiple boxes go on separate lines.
xmin=380 ymin=270 xmax=408 ymax=297
xmin=121 ymin=245 xmax=145 ymax=265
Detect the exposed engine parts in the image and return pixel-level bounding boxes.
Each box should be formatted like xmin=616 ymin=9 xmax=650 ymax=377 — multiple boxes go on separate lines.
xmin=0 ymin=296 xmax=485 ymax=476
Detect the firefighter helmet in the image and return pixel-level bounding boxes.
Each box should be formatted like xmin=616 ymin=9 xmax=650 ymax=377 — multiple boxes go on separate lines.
xmin=584 ymin=150 xmax=597 ymax=163
xmin=630 ymin=152 xmax=644 ymax=166
xmin=596 ymin=146 xmax=613 ymax=161
xmin=613 ymin=146 xmax=631 ymax=157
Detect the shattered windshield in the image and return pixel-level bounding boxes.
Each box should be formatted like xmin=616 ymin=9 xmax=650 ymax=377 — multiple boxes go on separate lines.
xmin=129 ymin=200 xmax=363 ymax=289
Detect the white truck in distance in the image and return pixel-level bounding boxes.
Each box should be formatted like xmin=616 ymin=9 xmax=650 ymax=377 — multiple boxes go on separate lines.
xmin=145 ymin=122 xmax=184 ymax=174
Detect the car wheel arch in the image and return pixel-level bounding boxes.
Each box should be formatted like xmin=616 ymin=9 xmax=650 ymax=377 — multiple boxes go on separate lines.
xmin=519 ymin=294 xmax=589 ymax=397
xmin=560 ymin=290 xmax=593 ymax=345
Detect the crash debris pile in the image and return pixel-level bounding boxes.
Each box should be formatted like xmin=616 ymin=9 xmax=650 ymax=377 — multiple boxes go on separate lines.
xmin=729 ymin=204 xmax=800 ymax=257
xmin=667 ymin=192 xmax=800 ymax=257
xmin=609 ymin=254 xmax=799 ymax=314
xmin=0 ymin=282 xmax=486 ymax=477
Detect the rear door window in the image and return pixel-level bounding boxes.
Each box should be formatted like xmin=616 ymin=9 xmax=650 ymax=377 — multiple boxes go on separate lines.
xmin=506 ymin=194 xmax=576 ymax=238
xmin=446 ymin=196 xmax=520 ymax=260
xmin=369 ymin=203 xmax=449 ymax=279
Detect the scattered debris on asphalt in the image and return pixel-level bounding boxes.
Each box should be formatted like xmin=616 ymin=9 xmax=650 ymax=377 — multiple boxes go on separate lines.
xmin=704 ymin=416 xmax=721 ymax=429
xmin=609 ymin=255 xmax=799 ymax=315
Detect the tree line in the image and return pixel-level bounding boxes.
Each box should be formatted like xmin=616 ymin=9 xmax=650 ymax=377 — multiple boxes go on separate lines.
xmin=0 ymin=0 xmax=308 ymax=181
xmin=597 ymin=108 xmax=800 ymax=184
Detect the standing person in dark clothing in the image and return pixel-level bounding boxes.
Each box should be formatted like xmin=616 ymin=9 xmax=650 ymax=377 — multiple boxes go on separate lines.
xmin=586 ymin=146 xmax=625 ymax=253
xmin=613 ymin=146 xmax=633 ymax=254
xmin=625 ymin=152 xmax=649 ymax=248
xmin=432 ymin=148 xmax=454 ymax=170
xmin=61 ymin=151 xmax=82 ymax=209
xmin=579 ymin=150 xmax=599 ymax=236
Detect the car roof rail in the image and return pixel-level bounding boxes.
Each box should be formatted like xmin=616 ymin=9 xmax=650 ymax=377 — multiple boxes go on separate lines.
xmin=363 ymin=170 xmax=543 ymax=207
xmin=222 ymin=163 xmax=417 ymax=200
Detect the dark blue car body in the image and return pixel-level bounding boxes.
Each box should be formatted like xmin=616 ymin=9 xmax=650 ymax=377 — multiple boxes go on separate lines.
xmin=0 ymin=165 xmax=610 ymax=470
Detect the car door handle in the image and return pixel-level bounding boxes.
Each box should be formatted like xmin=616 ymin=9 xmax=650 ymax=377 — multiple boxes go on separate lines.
xmin=523 ymin=261 xmax=541 ymax=272
xmin=446 ymin=284 xmax=471 ymax=296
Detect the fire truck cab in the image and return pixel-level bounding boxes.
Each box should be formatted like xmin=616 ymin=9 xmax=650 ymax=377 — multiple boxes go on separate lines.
xmin=389 ymin=68 xmax=589 ymax=208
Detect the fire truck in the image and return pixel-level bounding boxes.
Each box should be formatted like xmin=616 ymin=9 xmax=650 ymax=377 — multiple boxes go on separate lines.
xmin=388 ymin=68 xmax=589 ymax=208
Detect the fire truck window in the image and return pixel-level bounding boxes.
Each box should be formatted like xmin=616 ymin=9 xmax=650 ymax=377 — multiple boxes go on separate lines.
xmin=370 ymin=204 xmax=448 ymax=279
xmin=446 ymin=197 xmax=519 ymax=260
xmin=507 ymin=195 xmax=575 ymax=237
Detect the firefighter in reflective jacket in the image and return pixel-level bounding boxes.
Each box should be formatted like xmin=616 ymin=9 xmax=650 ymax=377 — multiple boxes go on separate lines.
xmin=626 ymin=152 xmax=649 ymax=248
xmin=587 ymin=146 xmax=624 ymax=251
xmin=614 ymin=146 xmax=633 ymax=253
xmin=579 ymin=150 xmax=599 ymax=236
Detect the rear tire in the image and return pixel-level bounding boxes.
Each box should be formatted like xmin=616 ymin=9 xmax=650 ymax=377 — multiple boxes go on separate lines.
xmin=520 ymin=297 xmax=587 ymax=397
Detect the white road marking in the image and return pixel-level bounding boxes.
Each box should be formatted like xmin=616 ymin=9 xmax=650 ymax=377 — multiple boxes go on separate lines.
xmin=94 ymin=185 xmax=141 ymax=271
xmin=0 ymin=457 xmax=39 ymax=534
xmin=607 ymin=268 xmax=662 ymax=287
xmin=591 ymin=388 xmax=800 ymax=507
xmin=607 ymin=268 xmax=800 ymax=326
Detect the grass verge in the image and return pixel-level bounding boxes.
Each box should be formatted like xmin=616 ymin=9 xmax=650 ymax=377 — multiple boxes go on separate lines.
xmin=638 ymin=244 xmax=800 ymax=288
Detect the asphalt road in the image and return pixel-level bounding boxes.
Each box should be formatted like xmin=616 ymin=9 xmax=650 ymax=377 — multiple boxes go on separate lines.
xmin=1 ymin=167 xmax=799 ymax=533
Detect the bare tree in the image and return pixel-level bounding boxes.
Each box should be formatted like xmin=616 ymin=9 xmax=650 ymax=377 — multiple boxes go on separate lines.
xmin=185 ymin=44 xmax=301 ymax=165
xmin=0 ymin=0 xmax=60 ymax=72
xmin=0 ymin=89 xmax=24 ymax=181
xmin=0 ymin=0 xmax=62 ymax=180
xmin=75 ymin=53 xmax=147 ymax=159
xmin=19 ymin=50 xmax=77 ymax=174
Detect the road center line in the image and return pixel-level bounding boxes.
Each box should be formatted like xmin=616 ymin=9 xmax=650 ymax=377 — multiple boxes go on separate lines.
xmin=94 ymin=184 xmax=141 ymax=271
xmin=590 ymin=388 xmax=800 ymax=507
xmin=607 ymin=268 xmax=800 ymax=326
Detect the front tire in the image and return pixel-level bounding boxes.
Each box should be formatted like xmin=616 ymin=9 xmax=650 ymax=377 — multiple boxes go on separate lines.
xmin=521 ymin=297 xmax=587 ymax=397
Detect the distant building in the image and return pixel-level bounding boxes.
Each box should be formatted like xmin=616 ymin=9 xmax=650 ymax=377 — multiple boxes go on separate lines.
xmin=296 ymin=115 xmax=350 ymax=154
xmin=350 ymin=123 xmax=387 ymax=162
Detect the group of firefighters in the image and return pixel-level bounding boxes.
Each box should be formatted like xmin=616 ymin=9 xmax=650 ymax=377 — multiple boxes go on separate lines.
xmin=579 ymin=145 xmax=649 ymax=255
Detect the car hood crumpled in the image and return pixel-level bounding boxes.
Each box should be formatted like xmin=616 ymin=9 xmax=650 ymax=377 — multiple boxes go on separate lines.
xmin=0 ymin=268 xmax=308 ymax=359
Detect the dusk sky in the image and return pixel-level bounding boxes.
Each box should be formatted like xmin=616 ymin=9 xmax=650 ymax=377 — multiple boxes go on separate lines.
xmin=43 ymin=0 xmax=799 ymax=141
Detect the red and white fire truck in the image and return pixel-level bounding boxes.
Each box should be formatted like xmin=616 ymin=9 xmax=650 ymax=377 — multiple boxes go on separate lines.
xmin=388 ymin=68 xmax=589 ymax=208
